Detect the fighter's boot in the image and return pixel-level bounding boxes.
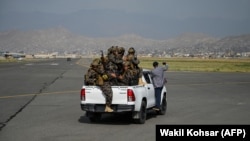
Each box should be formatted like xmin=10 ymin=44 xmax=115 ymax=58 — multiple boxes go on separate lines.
xmin=105 ymin=105 xmax=113 ymax=112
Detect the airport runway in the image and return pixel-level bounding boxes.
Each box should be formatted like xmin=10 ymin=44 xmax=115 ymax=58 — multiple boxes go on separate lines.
xmin=0 ymin=59 xmax=85 ymax=129
xmin=0 ymin=58 xmax=249 ymax=141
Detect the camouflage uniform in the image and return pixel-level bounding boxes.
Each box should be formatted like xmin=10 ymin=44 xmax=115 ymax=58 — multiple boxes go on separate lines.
xmin=126 ymin=47 xmax=140 ymax=69
xmin=117 ymin=46 xmax=125 ymax=60
xmin=108 ymin=46 xmax=123 ymax=66
xmin=84 ymin=58 xmax=113 ymax=110
xmin=100 ymin=81 xmax=113 ymax=107
xmin=116 ymin=46 xmax=125 ymax=78
xmin=106 ymin=46 xmax=123 ymax=85
xmin=84 ymin=68 xmax=99 ymax=85
xmin=84 ymin=58 xmax=104 ymax=86
xmin=125 ymin=47 xmax=144 ymax=85
xmin=118 ymin=61 xmax=134 ymax=86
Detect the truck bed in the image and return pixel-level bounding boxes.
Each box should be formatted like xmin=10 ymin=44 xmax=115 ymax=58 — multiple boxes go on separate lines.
xmin=81 ymin=85 xmax=146 ymax=102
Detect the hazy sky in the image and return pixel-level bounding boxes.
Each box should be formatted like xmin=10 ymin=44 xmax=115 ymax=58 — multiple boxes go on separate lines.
xmin=1 ymin=0 xmax=250 ymax=39
xmin=1 ymin=0 xmax=250 ymax=18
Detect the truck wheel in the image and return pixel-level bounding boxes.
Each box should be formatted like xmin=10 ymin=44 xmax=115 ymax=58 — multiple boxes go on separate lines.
xmin=134 ymin=100 xmax=147 ymax=124
xmin=87 ymin=112 xmax=102 ymax=122
xmin=159 ymin=95 xmax=167 ymax=115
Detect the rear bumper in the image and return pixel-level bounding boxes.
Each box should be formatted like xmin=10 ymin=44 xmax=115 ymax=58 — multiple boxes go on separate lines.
xmin=81 ymin=104 xmax=134 ymax=112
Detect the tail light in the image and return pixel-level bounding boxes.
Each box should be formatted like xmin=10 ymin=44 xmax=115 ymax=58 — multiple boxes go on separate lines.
xmin=81 ymin=88 xmax=85 ymax=101
xmin=127 ymin=89 xmax=135 ymax=102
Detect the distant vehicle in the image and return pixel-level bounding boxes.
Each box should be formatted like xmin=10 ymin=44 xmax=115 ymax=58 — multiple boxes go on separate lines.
xmin=80 ymin=69 xmax=167 ymax=124
xmin=67 ymin=57 xmax=71 ymax=61
xmin=3 ymin=52 xmax=26 ymax=58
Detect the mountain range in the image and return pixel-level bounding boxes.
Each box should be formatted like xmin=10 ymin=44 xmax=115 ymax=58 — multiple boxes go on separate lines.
xmin=1 ymin=9 xmax=250 ymax=39
xmin=0 ymin=27 xmax=250 ymax=56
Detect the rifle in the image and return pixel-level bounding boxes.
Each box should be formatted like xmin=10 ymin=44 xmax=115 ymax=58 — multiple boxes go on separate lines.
xmin=100 ymin=50 xmax=106 ymax=69
xmin=100 ymin=50 xmax=104 ymax=62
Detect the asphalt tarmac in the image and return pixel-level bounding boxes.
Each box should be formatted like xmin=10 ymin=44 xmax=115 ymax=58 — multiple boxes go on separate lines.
xmin=0 ymin=59 xmax=83 ymax=129
xmin=0 ymin=58 xmax=249 ymax=141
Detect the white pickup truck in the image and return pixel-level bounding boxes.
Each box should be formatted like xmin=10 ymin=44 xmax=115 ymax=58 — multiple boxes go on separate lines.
xmin=80 ymin=69 xmax=167 ymax=124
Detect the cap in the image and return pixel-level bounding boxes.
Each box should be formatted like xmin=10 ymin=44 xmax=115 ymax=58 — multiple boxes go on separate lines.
xmin=91 ymin=58 xmax=101 ymax=67
xmin=128 ymin=47 xmax=135 ymax=53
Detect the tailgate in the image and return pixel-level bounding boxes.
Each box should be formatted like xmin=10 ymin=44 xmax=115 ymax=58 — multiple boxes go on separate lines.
xmin=83 ymin=86 xmax=128 ymax=105
xmin=112 ymin=86 xmax=128 ymax=104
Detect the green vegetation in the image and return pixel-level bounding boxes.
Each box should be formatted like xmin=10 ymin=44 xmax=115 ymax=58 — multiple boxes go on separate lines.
xmin=0 ymin=58 xmax=44 ymax=63
xmin=0 ymin=58 xmax=18 ymax=63
xmin=1 ymin=57 xmax=250 ymax=73
xmin=139 ymin=57 xmax=250 ymax=73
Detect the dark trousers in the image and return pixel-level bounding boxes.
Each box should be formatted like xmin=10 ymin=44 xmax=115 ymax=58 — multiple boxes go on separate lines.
xmin=155 ymin=87 xmax=163 ymax=108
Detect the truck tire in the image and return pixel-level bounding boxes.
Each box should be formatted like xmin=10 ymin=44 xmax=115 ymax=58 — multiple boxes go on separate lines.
xmin=134 ymin=100 xmax=147 ymax=124
xmin=159 ymin=95 xmax=167 ymax=115
xmin=86 ymin=112 xmax=102 ymax=122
